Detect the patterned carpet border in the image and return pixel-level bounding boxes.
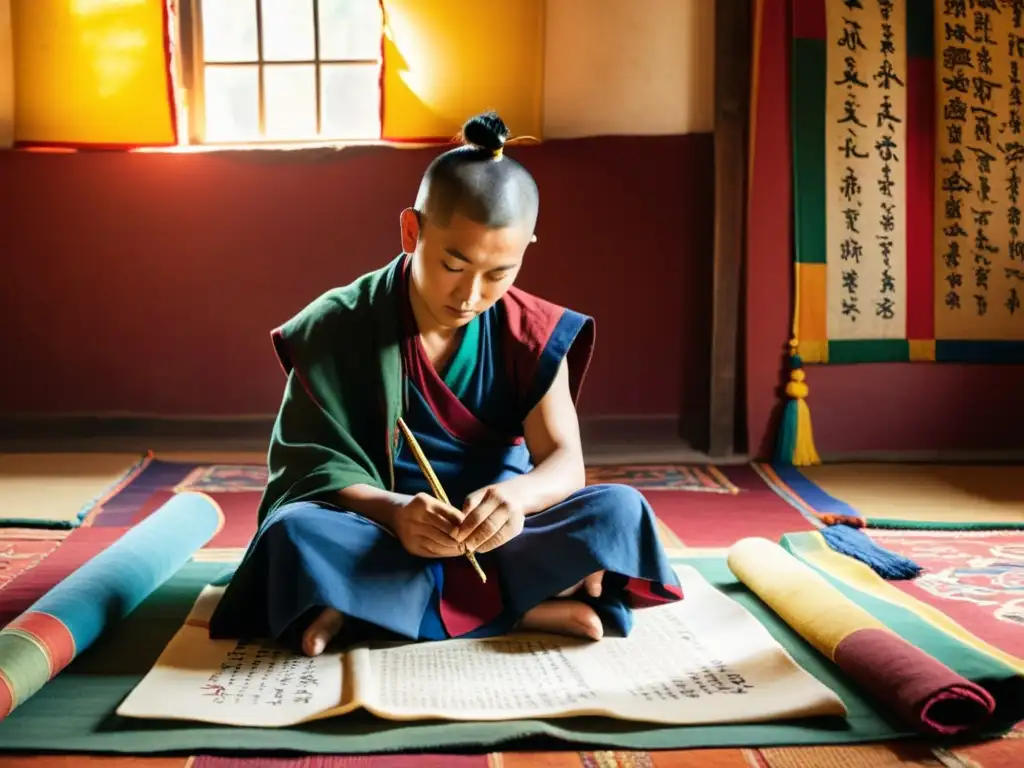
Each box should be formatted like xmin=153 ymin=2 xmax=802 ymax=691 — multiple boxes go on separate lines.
xmin=585 ymin=464 xmax=739 ymax=493
xmin=1 ymin=737 xmax=1022 ymax=767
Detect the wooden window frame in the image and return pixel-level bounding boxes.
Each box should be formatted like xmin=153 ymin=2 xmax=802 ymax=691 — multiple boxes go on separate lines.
xmin=176 ymin=0 xmax=382 ymax=145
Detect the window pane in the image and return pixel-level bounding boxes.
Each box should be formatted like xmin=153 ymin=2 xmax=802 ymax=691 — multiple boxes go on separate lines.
xmin=321 ymin=63 xmax=380 ymax=139
xmin=204 ymin=65 xmax=260 ymax=141
xmin=265 ymin=65 xmax=318 ymax=139
xmin=261 ymin=0 xmax=315 ymax=61
xmin=319 ymin=0 xmax=382 ymax=60
xmin=201 ymin=0 xmax=258 ymax=62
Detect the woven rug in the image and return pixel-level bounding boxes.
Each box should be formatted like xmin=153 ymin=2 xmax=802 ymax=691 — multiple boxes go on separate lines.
xmin=763 ymin=463 xmax=1024 ymax=530
xmin=0 ymin=526 xmax=127 ymax=626
xmin=640 ymin=464 xmax=820 ymax=548
xmin=0 ymin=458 xmax=263 ymax=630
xmin=88 ymin=458 xmax=265 ymax=548
xmin=2 ymin=555 xmax=1017 ymax=754
xmin=0 ymin=460 xmax=806 ymax=630
xmin=0 ymin=529 xmax=66 ymax=592
xmin=1 ymin=739 xmax=1023 ymax=767
xmin=1 ymin=503 xmax=1021 ymax=762
xmin=0 ymin=453 xmax=146 ymax=528
xmin=862 ymin=529 xmax=1024 ymax=660
xmin=585 ymin=464 xmax=740 ymax=493
xmin=63 ymin=458 xmax=813 ymax=552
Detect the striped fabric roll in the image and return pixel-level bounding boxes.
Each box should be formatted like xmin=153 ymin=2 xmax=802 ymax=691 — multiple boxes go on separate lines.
xmin=0 ymin=492 xmax=223 ymax=720
xmin=727 ymin=536 xmax=997 ymax=736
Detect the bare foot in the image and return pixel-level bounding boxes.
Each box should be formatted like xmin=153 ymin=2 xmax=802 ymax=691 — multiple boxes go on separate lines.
xmin=556 ymin=570 xmax=605 ymax=599
xmin=302 ymin=607 xmax=345 ymax=657
xmin=520 ymin=600 xmax=604 ymax=640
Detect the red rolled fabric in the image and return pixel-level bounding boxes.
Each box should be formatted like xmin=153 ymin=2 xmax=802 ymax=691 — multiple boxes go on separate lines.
xmin=833 ymin=628 xmax=995 ymax=735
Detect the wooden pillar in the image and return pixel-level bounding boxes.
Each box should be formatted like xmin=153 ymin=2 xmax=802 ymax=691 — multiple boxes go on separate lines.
xmin=707 ymin=0 xmax=752 ymax=458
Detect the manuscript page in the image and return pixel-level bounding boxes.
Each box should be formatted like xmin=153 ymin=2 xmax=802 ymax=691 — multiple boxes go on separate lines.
xmin=115 ymin=586 xmax=357 ymax=727
xmin=359 ymin=566 xmax=847 ymax=724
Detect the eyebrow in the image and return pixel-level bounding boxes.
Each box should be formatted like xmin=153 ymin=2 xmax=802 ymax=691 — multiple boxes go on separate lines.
xmin=445 ymin=248 xmax=471 ymax=263
xmin=445 ymin=248 xmax=519 ymax=272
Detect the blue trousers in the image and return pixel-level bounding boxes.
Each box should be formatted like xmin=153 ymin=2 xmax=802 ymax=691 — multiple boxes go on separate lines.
xmin=208 ymin=484 xmax=681 ymax=649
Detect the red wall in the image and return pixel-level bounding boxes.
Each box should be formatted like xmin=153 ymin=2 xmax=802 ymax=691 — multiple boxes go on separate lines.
xmin=745 ymin=0 xmax=1024 ymax=458
xmin=0 ymin=135 xmax=714 ymax=420
xmin=5 ymin=1 xmax=1016 ymax=457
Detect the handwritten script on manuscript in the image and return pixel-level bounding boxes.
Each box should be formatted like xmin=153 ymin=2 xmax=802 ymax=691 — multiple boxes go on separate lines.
xmin=935 ymin=0 xmax=1024 ymax=340
xmin=115 ymin=566 xmax=845 ymax=728
xmin=826 ymin=0 xmax=908 ymax=339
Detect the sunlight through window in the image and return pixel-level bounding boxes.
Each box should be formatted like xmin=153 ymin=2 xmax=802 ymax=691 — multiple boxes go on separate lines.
xmin=190 ymin=0 xmax=382 ymax=144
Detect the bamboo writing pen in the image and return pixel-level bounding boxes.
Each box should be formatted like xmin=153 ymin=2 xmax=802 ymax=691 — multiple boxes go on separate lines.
xmin=396 ymin=417 xmax=487 ymax=583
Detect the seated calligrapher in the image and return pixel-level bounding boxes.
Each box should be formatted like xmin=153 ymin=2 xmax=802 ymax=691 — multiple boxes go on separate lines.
xmin=208 ymin=112 xmax=683 ymax=657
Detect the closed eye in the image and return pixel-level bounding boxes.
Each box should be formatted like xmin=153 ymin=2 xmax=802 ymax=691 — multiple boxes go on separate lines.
xmin=442 ymin=261 xmax=463 ymax=273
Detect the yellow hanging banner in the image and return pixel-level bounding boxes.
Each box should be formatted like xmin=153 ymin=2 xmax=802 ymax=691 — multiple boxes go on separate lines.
xmin=381 ymin=0 xmax=544 ymax=142
xmin=12 ymin=0 xmax=177 ymax=147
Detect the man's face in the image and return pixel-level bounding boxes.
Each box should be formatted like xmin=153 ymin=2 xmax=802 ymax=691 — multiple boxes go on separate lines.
xmin=401 ymin=208 xmax=532 ymax=330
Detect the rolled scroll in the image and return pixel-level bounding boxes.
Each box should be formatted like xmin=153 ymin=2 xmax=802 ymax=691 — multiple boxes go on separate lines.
xmin=0 ymin=492 xmax=223 ymax=721
xmin=727 ymin=537 xmax=996 ymax=736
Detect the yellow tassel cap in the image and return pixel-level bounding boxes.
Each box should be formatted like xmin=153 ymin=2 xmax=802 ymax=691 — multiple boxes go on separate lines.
xmin=786 ymin=363 xmax=821 ymax=467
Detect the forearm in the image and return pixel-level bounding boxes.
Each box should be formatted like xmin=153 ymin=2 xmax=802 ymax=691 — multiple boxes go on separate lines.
xmin=336 ymin=484 xmax=412 ymax=532
xmin=496 ymin=446 xmax=586 ymax=516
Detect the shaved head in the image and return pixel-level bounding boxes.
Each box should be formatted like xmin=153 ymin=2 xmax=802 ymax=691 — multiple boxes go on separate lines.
xmin=413 ymin=112 xmax=539 ymax=233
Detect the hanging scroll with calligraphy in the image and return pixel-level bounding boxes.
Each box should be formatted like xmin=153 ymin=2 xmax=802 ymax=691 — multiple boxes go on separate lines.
xmin=934 ymin=0 xmax=1024 ymax=358
xmin=790 ymin=0 xmax=1024 ymax=365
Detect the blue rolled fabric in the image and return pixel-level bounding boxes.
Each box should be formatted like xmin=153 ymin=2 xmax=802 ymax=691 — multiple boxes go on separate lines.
xmin=0 ymin=491 xmax=223 ymax=720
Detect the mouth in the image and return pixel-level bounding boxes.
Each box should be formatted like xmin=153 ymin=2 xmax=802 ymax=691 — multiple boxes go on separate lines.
xmin=444 ymin=306 xmax=476 ymax=319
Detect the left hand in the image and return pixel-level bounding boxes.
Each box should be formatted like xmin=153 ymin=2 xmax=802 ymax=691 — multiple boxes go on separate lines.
xmin=455 ymin=485 xmax=526 ymax=554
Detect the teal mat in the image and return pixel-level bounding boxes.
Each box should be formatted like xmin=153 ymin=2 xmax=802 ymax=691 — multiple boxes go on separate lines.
xmin=0 ymin=557 xmax=1009 ymax=754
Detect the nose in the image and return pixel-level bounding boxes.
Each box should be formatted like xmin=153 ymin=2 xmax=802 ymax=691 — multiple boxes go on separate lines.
xmin=455 ymin=274 xmax=484 ymax=308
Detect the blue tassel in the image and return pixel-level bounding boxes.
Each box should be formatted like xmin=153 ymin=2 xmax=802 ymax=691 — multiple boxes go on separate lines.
xmin=775 ymin=396 xmax=798 ymax=464
xmin=821 ymin=524 xmax=922 ymax=580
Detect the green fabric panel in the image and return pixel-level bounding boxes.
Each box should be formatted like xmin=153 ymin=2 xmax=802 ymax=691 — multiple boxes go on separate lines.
xmin=792 ymin=37 xmax=827 ymax=265
xmin=8 ymin=553 xmax=1017 ymax=754
xmin=0 ymin=518 xmax=77 ymax=529
xmin=906 ymin=0 xmax=934 ymax=59
xmin=867 ymin=518 xmax=1024 ymax=531
xmin=0 ymin=633 xmax=51 ymax=705
xmin=0 ymin=559 xmax=918 ymax=754
xmin=442 ymin=317 xmax=480 ymax=400
xmin=827 ymin=339 xmax=910 ymax=363
xmin=256 ymin=255 xmax=405 ymax=524
xmin=780 ymin=534 xmax=1024 ymax=731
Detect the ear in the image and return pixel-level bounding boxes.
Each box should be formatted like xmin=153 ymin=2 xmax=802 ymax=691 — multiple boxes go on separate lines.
xmin=399 ymin=208 xmax=421 ymax=254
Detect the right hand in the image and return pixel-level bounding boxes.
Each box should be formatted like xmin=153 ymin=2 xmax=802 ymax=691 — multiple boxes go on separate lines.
xmin=393 ymin=493 xmax=466 ymax=558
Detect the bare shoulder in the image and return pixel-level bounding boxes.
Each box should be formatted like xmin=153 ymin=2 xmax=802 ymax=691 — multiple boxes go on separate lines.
xmin=523 ymin=358 xmax=582 ymax=462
